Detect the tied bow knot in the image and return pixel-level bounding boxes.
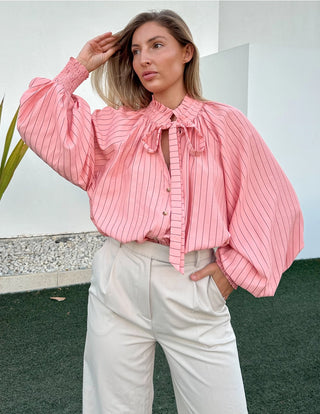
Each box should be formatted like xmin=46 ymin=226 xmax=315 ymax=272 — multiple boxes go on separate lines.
xmin=141 ymin=121 xmax=206 ymax=156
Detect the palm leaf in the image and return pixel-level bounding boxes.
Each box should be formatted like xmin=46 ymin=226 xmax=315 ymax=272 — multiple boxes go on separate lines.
xmin=0 ymin=138 xmax=28 ymax=200
xmin=0 ymin=97 xmax=4 ymax=125
xmin=0 ymin=105 xmax=20 ymax=176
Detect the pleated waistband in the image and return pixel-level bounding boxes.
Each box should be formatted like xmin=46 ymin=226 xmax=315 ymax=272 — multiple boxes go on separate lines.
xmin=107 ymin=237 xmax=214 ymax=269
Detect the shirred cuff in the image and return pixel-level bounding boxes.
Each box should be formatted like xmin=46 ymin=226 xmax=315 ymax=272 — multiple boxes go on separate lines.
xmin=215 ymin=252 xmax=238 ymax=290
xmin=53 ymin=57 xmax=89 ymax=93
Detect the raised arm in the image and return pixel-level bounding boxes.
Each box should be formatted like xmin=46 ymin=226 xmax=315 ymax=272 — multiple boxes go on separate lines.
xmin=17 ymin=33 xmax=119 ymax=190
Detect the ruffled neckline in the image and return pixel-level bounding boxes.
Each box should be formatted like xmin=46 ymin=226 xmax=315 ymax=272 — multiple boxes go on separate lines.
xmin=143 ymin=95 xmax=204 ymax=126
xmin=140 ymin=95 xmax=207 ymax=156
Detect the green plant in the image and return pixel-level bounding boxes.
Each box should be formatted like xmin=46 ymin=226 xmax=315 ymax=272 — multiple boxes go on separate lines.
xmin=0 ymin=97 xmax=28 ymax=200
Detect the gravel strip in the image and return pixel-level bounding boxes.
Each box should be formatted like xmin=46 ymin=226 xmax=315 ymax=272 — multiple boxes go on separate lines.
xmin=0 ymin=232 xmax=106 ymax=276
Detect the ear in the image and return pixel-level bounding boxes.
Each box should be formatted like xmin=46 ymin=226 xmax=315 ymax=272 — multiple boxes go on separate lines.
xmin=183 ymin=43 xmax=194 ymax=63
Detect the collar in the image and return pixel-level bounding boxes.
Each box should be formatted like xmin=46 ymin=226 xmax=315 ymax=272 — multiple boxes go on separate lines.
xmin=142 ymin=95 xmax=206 ymax=156
xmin=144 ymin=94 xmax=204 ymax=127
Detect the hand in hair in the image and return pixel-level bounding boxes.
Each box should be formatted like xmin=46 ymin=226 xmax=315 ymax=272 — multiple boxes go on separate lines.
xmin=76 ymin=32 xmax=119 ymax=73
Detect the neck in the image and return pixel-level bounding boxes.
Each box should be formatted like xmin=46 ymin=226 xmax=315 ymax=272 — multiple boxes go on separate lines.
xmin=153 ymin=90 xmax=187 ymax=110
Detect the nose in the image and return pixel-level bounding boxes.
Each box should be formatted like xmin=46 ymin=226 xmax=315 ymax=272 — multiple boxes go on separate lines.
xmin=139 ymin=49 xmax=151 ymax=66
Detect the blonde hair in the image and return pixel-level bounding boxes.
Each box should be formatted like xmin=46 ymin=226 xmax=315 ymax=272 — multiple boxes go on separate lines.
xmin=91 ymin=9 xmax=203 ymax=110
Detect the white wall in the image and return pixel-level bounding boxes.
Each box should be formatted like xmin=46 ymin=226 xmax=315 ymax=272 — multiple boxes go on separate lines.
xmin=200 ymin=44 xmax=249 ymax=114
xmin=247 ymin=44 xmax=320 ymax=260
xmin=0 ymin=1 xmax=219 ymax=237
xmin=218 ymin=1 xmax=320 ymax=51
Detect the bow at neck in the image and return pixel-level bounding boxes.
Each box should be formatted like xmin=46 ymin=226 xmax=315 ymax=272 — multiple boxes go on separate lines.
xmin=142 ymin=95 xmax=206 ymax=157
xmin=141 ymin=121 xmax=206 ymax=156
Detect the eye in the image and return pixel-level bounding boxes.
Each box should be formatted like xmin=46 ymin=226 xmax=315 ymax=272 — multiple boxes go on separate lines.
xmin=153 ymin=43 xmax=163 ymax=49
xmin=132 ymin=49 xmax=140 ymax=56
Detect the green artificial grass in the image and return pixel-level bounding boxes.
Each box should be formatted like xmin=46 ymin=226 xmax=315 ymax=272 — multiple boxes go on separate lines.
xmin=0 ymin=259 xmax=319 ymax=414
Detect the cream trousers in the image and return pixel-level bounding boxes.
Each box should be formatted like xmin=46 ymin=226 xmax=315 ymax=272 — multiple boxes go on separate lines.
xmin=83 ymin=237 xmax=248 ymax=414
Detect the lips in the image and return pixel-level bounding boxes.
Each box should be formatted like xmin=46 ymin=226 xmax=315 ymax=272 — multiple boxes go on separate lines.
xmin=142 ymin=71 xmax=157 ymax=81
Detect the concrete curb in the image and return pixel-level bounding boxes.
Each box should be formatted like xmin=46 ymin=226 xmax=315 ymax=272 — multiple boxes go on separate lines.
xmin=0 ymin=268 xmax=91 ymax=294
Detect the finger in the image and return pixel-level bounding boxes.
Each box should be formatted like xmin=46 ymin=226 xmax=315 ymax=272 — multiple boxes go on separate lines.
xmin=101 ymin=45 xmax=120 ymax=62
xmin=212 ymin=272 xmax=234 ymax=299
xmin=190 ymin=262 xmax=220 ymax=281
xmin=99 ymin=36 xmax=119 ymax=48
xmin=93 ymin=31 xmax=113 ymax=42
xmin=101 ymin=39 xmax=119 ymax=53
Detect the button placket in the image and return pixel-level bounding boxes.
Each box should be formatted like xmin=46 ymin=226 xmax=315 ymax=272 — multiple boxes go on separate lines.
xmin=168 ymin=122 xmax=185 ymax=273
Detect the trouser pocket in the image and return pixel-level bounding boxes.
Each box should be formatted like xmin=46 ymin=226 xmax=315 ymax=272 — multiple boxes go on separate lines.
xmin=90 ymin=237 xmax=121 ymax=298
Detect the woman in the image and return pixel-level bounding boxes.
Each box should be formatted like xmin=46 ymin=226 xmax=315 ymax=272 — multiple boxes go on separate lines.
xmin=18 ymin=9 xmax=303 ymax=414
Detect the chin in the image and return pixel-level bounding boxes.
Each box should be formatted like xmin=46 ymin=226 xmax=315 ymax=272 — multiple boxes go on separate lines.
xmin=141 ymin=85 xmax=158 ymax=94
xmin=144 ymin=85 xmax=166 ymax=95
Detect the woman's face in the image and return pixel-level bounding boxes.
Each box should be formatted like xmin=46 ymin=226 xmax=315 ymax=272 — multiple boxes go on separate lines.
xmin=131 ymin=21 xmax=192 ymax=106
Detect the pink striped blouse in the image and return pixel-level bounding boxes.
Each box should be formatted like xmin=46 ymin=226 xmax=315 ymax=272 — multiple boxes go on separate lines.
xmin=17 ymin=57 xmax=303 ymax=297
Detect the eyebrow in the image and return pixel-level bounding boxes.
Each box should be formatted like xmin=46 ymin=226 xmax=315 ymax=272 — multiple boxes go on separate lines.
xmin=131 ymin=36 xmax=167 ymax=48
